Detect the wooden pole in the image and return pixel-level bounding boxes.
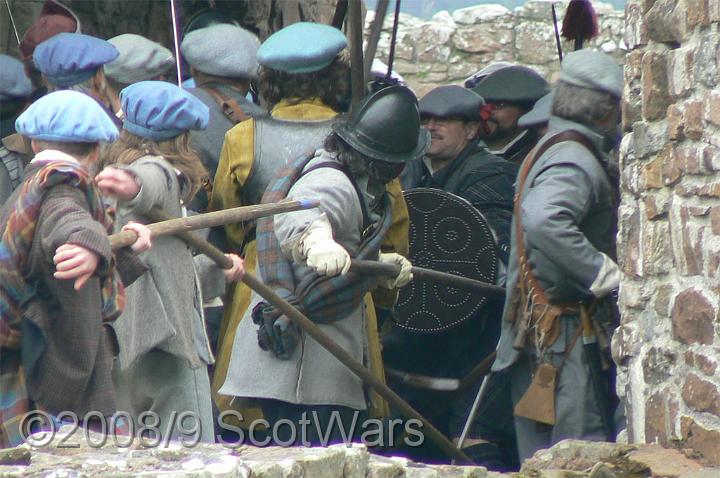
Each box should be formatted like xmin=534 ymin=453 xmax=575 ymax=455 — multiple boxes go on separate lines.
xmin=363 ymin=0 xmax=390 ymax=83
xmin=125 ymin=209 xmax=473 ymax=464
xmin=109 ymin=199 xmax=318 ymax=249
xmin=348 ymin=0 xmax=366 ymax=108
xmin=349 ymin=259 xmax=506 ymax=298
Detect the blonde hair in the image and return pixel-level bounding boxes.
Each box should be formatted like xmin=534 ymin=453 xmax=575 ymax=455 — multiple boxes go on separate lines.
xmin=102 ymin=130 xmax=207 ymax=202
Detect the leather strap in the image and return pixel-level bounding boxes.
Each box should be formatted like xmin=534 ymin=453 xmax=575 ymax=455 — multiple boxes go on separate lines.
xmin=513 ymin=130 xmax=603 ymax=347
xmin=198 ymin=84 xmax=249 ymax=124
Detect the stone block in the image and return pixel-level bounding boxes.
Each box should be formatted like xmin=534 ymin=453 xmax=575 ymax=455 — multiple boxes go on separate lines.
xmin=624 ymin=1 xmax=648 ymax=49
xmin=676 ymin=144 xmax=706 ymax=175
xmin=627 ymin=445 xmax=707 ymax=477
xmin=698 ymin=182 xmax=720 ymax=197
xmin=521 ymin=440 xmax=636 ymax=474
xmin=645 ymin=0 xmax=688 ymax=43
xmin=678 ymin=206 xmax=705 ymax=275
xmin=695 ymin=33 xmax=720 ymax=88
xmin=682 ymin=373 xmax=720 ymax=416
xmin=666 ymin=104 xmax=684 ymax=140
xmin=641 ymin=51 xmax=671 ymax=121
xmin=641 ymin=155 xmax=664 ymax=189
xmin=644 ymin=390 xmax=672 ymax=443
xmin=642 ymin=221 xmax=672 ymax=274
xmin=654 ymin=284 xmax=674 ymax=316
xmin=642 ymin=348 xmax=676 ymax=386
xmin=451 ymin=4 xmax=511 ymax=24
xmin=684 ymin=100 xmax=705 ymax=140
xmin=618 ymin=207 xmax=641 ymax=277
xmin=711 ymin=0 xmax=720 ymax=21
xmin=643 ymin=191 xmax=670 ymax=219
xmin=453 ymin=25 xmax=505 ymax=53
xmin=711 ymin=207 xmax=720 ymax=235
xmin=687 ymin=0 xmax=711 ymax=27
xmin=668 ymin=47 xmax=695 ymax=99
xmin=703 ymin=146 xmax=720 ymax=171
xmin=514 ymin=21 xmax=558 ymax=65
xmin=660 ymin=144 xmax=681 ymax=186
xmin=633 ymin=121 xmax=668 ymax=159
xmin=671 ymin=288 xmax=716 ymax=345
xmin=705 ymin=92 xmax=720 ymax=127
xmin=681 ymin=417 xmax=720 ymax=465
xmin=392 ymin=59 xmax=416 ymax=75
xmin=685 ymin=350 xmax=719 ymax=376
xmin=413 ymin=23 xmax=455 ymax=63
xmin=448 ymin=61 xmax=480 ymax=80
xmin=619 ymin=281 xmax=649 ymax=309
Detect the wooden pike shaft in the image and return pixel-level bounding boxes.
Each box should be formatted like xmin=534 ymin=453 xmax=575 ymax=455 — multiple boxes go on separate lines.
xmin=363 ymin=0 xmax=390 ymax=82
xmin=132 ymin=209 xmax=473 ymax=464
xmin=109 ymin=199 xmax=318 ymax=249
xmin=348 ymin=0 xmax=366 ymax=108
xmin=349 ymin=259 xmax=506 ymax=298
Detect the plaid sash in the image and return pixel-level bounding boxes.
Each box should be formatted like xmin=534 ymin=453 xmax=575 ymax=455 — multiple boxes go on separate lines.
xmin=0 ymin=160 xmax=125 ymax=348
xmin=256 ymin=152 xmax=392 ymax=324
xmin=0 ymin=160 xmax=125 ymax=447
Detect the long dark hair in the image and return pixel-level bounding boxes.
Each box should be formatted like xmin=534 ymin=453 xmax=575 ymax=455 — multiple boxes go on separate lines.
xmin=258 ymin=55 xmax=350 ymax=111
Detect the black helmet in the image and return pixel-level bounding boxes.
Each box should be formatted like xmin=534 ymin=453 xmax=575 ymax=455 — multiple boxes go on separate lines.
xmin=333 ymin=85 xmax=430 ymax=164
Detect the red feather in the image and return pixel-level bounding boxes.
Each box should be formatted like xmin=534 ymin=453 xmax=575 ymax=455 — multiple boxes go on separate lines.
xmin=561 ymin=0 xmax=599 ymax=43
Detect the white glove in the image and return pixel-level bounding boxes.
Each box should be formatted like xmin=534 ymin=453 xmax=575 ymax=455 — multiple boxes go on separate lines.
xmin=297 ymin=215 xmax=351 ymax=276
xmin=378 ymin=252 xmax=413 ymax=289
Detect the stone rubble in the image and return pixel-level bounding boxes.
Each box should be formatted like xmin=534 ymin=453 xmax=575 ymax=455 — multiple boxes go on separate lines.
xmin=2 ymin=429 xmax=720 ymax=478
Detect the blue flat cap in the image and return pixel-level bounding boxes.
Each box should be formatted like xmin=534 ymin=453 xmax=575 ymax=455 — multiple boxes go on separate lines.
xmin=121 ymin=81 xmax=209 ymax=141
xmin=560 ymin=49 xmax=623 ymax=99
xmin=0 ymin=55 xmax=32 ymax=100
xmin=518 ymin=91 xmax=554 ymax=129
xmin=16 ymin=90 xmax=119 ymax=142
xmin=420 ymin=85 xmax=485 ymax=122
xmin=182 ymin=24 xmax=259 ymax=79
xmin=106 ymin=34 xmax=175 ymax=84
xmin=257 ymin=22 xmax=347 ymax=74
xmin=34 ymin=32 xmax=119 ymax=87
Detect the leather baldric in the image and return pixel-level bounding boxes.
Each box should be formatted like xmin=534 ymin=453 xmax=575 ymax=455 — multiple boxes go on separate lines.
xmin=511 ymin=130 xmax=603 ymax=350
xmin=198 ymin=83 xmax=249 ymax=124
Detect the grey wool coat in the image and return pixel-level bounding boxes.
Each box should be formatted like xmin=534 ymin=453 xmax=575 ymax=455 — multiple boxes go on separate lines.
xmin=219 ymin=150 xmax=370 ymax=410
xmin=109 ymin=155 xmax=226 ymax=370
xmin=491 ymin=117 xmax=621 ymax=460
xmin=494 ymin=116 xmax=620 ymax=371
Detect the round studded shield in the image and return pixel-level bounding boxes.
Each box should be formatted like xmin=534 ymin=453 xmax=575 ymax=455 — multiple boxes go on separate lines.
xmin=394 ymin=188 xmax=498 ymax=333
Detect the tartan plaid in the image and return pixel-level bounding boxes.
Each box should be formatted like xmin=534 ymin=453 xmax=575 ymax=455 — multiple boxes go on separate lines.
xmin=0 ymin=160 xmax=125 ymax=447
xmin=0 ymin=352 xmax=29 ymax=448
xmin=256 ymin=153 xmax=392 ymax=324
xmin=0 ymin=160 xmax=125 ymax=348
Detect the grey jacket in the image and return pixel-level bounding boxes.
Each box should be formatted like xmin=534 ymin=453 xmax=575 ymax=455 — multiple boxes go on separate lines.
xmin=188 ymin=84 xmax=265 ymax=211
xmin=493 ymin=117 xmax=620 ymax=371
xmin=109 ymin=155 xmax=226 ymax=370
xmin=219 ymin=150 xmax=369 ymax=410
xmin=188 ymin=84 xmax=264 ymax=176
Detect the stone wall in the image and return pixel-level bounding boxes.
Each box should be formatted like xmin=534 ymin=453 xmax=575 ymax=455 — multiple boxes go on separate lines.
xmin=367 ymin=1 xmax=625 ymax=97
xmin=615 ymin=0 xmax=720 ymax=466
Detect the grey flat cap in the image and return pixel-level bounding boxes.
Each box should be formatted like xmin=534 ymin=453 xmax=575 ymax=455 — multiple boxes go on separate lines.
xmin=560 ymin=49 xmax=623 ymax=98
xmin=106 ymin=34 xmax=175 ymax=84
xmin=181 ymin=24 xmax=259 ymax=79
xmin=518 ymin=91 xmax=554 ymax=128
xmin=464 ymin=61 xmax=515 ymax=88
xmin=420 ymin=85 xmax=484 ymax=121
xmin=472 ymin=65 xmax=549 ymax=103
xmin=0 ymin=54 xmax=32 ymax=100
